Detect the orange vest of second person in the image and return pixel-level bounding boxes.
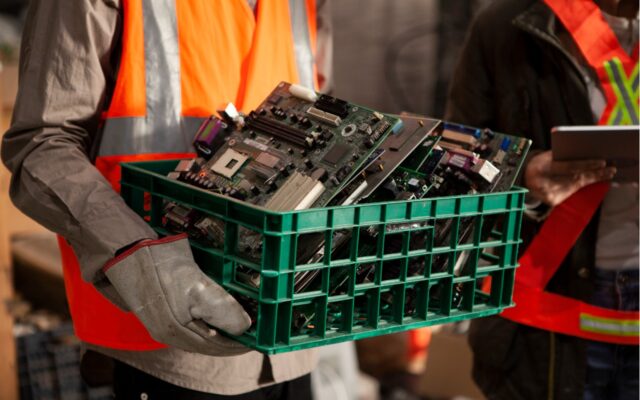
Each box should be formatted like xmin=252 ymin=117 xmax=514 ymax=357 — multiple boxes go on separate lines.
xmin=58 ymin=0 xmax=318 ymax=351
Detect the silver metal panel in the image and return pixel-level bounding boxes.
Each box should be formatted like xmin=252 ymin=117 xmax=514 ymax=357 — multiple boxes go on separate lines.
xmin=289 ymin=0 xmax=315 ymax=89
xmin=100 ymin=0 xmax=191 ymax=156
xmin=99 ymin=117 xmax=207 ymax=156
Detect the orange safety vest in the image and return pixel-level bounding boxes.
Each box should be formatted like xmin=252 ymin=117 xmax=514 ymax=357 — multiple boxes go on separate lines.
xmin=494 ymin=0 xmax=639 ymax=345
xmin=58 ymin=0 xmax=318 ymax=351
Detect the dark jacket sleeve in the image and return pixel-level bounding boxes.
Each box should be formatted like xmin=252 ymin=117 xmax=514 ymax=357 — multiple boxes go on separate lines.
xmin=1 ymin=0 xmax=157 ymax=283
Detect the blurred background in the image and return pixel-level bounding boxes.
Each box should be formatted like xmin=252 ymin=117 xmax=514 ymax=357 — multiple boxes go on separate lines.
xmin=0 ymin=1 xmax=494 ymax=399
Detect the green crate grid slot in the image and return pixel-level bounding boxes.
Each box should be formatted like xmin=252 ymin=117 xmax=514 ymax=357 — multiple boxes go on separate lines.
xmin=121 ymin=160 xmax=526 ymax=354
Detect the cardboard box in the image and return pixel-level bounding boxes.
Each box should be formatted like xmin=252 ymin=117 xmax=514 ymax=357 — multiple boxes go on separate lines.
xmin=1 ymin=62 xmax=18 ymax=113
xmin=421 ymin=331 xmax=485 ymax=399
xmin=1 ymin=62 xmax=45 ymax=264
xmin=0 ymin=62 xmax=42 ymax=400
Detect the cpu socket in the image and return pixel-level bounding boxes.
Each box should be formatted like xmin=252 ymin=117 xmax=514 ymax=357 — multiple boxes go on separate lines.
xmin=210 ymin=148 xmax=249 ymax=179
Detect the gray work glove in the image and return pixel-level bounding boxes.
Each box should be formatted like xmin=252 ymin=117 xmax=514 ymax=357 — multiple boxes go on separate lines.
xmin=102 ymin=233 xmax=252 ymax=356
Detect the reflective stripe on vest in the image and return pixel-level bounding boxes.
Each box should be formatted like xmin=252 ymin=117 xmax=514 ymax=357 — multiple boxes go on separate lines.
xmin=603 ymin=58 xmax=639 ymax=125
xmin=59 ymin=0 xmax=318 ymax=350
xmin=499 ymin=0 xmax=640 ymax=345
xmin=580 ymin=313 xmax=640 ymax=337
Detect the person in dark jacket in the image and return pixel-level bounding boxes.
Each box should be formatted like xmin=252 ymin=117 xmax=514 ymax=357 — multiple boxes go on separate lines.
xmin=445 ymin=0 xmax=638 ymax=399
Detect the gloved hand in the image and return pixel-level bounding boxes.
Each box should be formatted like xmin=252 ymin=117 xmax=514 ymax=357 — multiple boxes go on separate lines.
xmin=102 ymin=233 xmax=252 ymax=356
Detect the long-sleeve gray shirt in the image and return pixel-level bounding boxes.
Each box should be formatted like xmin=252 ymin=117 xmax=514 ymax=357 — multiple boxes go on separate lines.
xmin=2 ymin=0 xmax=156 ymax=285
xmin=1 ymin=0 xmax=319 ymax=394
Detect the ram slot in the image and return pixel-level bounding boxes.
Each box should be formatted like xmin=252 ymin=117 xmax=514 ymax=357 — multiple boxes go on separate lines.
xmin=252 ymin=115 xmax=310 ymax=143
xmin=247 ymin=113 xmax=303 ymax=136
xmin=246 ymin=113 xmax=310 ymax=147
xmin=249 ymin=120 xmax=307 ymax=147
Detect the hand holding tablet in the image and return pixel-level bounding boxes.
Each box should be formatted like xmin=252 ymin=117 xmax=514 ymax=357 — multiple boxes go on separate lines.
xmin=551 ymin=125 xmax=639 ymax=182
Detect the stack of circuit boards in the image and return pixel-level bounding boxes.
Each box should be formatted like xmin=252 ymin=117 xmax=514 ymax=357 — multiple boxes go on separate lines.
xmin=160 ymin=82 xmax=531 ymax=335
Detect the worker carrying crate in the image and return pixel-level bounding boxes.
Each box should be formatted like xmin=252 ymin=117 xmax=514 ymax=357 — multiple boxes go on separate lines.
xmin=2 ymin=1 xmax=329 ymax=397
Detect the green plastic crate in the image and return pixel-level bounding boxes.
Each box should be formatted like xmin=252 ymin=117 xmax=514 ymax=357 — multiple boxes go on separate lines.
xmin=120 ymin=159 xmax=526 ymax=354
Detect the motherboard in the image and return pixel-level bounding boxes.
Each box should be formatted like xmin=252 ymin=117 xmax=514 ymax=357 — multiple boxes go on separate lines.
xmin=168 ymin=82 xmax=401 ymax=211
xmin=368 ymin=119 xmax=531 ymax=203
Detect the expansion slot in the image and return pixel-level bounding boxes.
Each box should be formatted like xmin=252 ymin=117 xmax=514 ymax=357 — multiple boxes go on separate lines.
xmin=306 ymin=106 xmax=342 ymax=127
xmin=264 ymin=172 xmax=325 ymax=211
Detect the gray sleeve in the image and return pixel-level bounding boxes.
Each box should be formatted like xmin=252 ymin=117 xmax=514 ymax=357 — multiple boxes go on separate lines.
xmin=315 ymin=0 xmax=333 ymax=94
xmin=0 ymin=0 xmax=157 ymax=284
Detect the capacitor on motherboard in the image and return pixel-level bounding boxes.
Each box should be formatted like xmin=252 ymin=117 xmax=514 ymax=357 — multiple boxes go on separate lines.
xmin=336 ymin=165 xmax=352 ymax=181
xmin=378 ymin=179 xmax=399 ymax=199
xmin=474 ymin=143 xmax=490 ymax=158
xmin=305 ymin=137 xmax=315 ymax=148
xmin=483 ymin=128 xmax=495 ymax=139
xmin=311 ymin=168 xmax=328 ymax=182
xmin=407 ymin=178 xmax=421 ymax=192
xmin=304 ymin=158 xmax=314 ymax=169
xmin=300 ymin=117 xmax=312 ymax=129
